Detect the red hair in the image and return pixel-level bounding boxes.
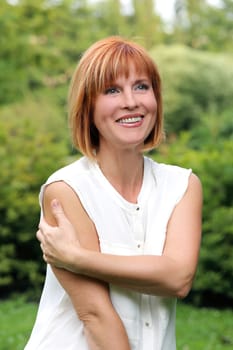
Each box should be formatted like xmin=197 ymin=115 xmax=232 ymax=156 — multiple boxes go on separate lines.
xmin=68 ymin=36 xmax=163 ymax=158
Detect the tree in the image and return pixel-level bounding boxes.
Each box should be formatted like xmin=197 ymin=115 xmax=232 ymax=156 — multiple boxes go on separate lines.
xmin=0 ymin=92 xmax=69 ymax=297
xmin=154 ymin=132 xmax=233 ymax=306
xmin=173 ymin=0 xmax=233 ymax=51
xmin=91 ymin=0 xmax=128 ymax=37
xmin=0 ymin=1 xmax=30 ymax=104
xmin=131 ymin=0 xmax=163 ymax=48
xmin=0 ymin=0 xmax=101 ymax=105
xmin=150 ymin=45 xmax=233 ymax=134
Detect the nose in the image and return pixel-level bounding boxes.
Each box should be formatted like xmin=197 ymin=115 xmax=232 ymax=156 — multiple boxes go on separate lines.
xmin=122 ymin=89 xmax=138 ymax=110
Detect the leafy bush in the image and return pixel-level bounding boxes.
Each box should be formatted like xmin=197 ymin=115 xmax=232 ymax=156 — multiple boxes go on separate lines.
xmin=154 ymin=130 xmax=233 ymax=306
xmin=0 ymin=92 xmax=69 ymax=297
xmin=149 ymin=47 xmax=233 ymax=305
xmin=0 ymin=43 xmax=232 ymax=306
xmin=151 ymin=45 xmax=233 ymax=134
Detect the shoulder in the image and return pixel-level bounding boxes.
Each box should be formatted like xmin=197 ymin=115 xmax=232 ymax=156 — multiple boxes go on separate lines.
xmin=146 ymin=157 xmax=202 ymax=203
xmin=146 ymin=157 xmax=192 ymax=182
xmin=186 ymin=172 xmax=203 ymax=200
xmin=39 ymin=157 xmax=93 ymax=206
xmin=43 ymin=180 xmax=75 ymax=201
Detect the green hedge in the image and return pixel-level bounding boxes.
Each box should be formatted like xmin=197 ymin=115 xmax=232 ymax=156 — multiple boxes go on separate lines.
xmin=0 ymin=47 xmax=232 ymax=306
xmin=0 ymin=92 xmax=69 ymax=298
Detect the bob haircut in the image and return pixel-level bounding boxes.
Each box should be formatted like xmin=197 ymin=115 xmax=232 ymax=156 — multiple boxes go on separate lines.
xmin=68 ymin=36 xmax=164 ymax=159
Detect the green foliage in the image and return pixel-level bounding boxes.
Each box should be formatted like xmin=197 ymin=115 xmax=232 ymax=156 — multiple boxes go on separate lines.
xmin=0 ymin=92 xmax=69 ymax=296
xmin=192 ymin=139 xmax=233 ymax=304
xmin=176 ymin=302 xmax=233 ymax=349
xmin=0 ymin=0 xmax=232 ymax=305
xmin=153 ymin=128 xmax=233 ymax=305
xmin=0 ymin=297 xmax=37 ymax=350
xmin=1 ymin=0 xmax=232 ymax=105
xmin=173 ymin=0 xmax=233 ymax=52
xmin=151 ymin=45 xmax=233 ymax=134
xmin=0 ymin=298 xmax=232 ymax=350
xmin=0 ymin=0 xmax=165 ymax=106
xmin=0 ymin=0 xmax=98 ymax=105
xmin=131 ymin=0 xmax=163 ymax=48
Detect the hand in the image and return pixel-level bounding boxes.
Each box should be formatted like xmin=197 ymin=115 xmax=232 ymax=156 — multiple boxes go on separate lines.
xmin=37 ymin=199 xmax=81 ymax=270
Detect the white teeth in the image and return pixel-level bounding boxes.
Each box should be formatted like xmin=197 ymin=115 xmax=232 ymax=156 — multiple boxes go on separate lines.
xmin=117 ymin=116 xmax=142 ymax=124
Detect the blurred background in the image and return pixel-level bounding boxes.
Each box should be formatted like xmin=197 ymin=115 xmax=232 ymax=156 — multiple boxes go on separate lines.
xmin=0 ymin=0 xmax=232 ymax=348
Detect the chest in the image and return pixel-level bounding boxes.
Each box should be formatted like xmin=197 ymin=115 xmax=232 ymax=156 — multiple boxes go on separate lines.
xmin=91 ymin=185 xmax=169 ymax=256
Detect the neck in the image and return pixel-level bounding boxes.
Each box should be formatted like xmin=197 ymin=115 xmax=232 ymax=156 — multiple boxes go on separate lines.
xmin=95 ymin=148 xmax=144 ymax=203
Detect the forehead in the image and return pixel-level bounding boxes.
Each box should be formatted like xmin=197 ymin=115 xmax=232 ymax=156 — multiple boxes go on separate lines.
xmin=88 ymin=43 xmax=156 ymax=95
xmin=111 ymin=66 xmax=150 ymax=83
xmin=99 ymin=59 xmax=152 ymax=88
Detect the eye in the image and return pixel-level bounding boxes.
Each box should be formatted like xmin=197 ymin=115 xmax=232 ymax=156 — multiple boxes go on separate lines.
xmin=104 ymin=86 xmax=119 ymax=95
xmin=135 ymin=83 xmax=150 ymax=91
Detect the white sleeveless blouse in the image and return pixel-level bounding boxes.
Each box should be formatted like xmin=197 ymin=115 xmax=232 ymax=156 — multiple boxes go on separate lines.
xmin=24 ymin=156 xmax=191 ymax=350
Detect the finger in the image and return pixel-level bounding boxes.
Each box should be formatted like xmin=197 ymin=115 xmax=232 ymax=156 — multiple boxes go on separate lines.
xmin=38 ymin=218 xmax=51 ymax=232
xmin=51 ymin=199 xmax=67 ymax=226
xmin=39 ymin=240 xmax=47 ymax=262
xmin=43 ymin=253 xmax=49 ymax=264
xmin=40 ymin=242 xmax=49 ymax=262
xmin=36 ymin=229 xmax=44 ymax=243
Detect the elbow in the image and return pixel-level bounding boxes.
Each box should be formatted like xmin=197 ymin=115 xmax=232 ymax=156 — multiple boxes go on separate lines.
xmin=77 ymin=306 xmax=104 ymax=327
xmin=172 ymin=273 xmax=194 ymax=299
xmin=77 ymin=302 xmax=116 ymax=328
xmin=78 ymin=309 xmax=99 ymax=324
xmin=175 ymin=283 xmax=192 ymax=299
xmin=78 ymin=310 xmax=103 ymax=348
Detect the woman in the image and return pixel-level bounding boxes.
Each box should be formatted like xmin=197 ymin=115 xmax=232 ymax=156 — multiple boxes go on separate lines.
xmin=25 ymin=36 xmax=202 ymax=350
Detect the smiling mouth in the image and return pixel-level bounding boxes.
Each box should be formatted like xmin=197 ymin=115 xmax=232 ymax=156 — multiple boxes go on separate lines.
xmin=116 ymin=116 xmax=143 ymax=124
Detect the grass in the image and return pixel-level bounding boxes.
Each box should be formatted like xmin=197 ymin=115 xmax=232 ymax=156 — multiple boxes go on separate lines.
xmin=0 ymin=297 xmax=37 ymax=350
xmin=176 ymin=302 xmax=233 ymax=350
xmin=0 ymin=297 xmax=232 ymax=349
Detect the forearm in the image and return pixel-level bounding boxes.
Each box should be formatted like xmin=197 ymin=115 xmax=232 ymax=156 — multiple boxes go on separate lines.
xmin=51 ymin=265 xmax=131 ymax=350
xmin=62 ymin=174 xmax=202 ymax=298
xmin=40 ymin=174 xmax=202 ymax=300
xmin=82 ymin=306 xmax=131 ymax=350
xmin=42 ymin=183 xmax=130 ymax=349
xmin=67 ymin=249 xmax=193 ymax=298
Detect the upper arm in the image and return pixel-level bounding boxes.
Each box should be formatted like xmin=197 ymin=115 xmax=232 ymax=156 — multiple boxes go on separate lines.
xmin=42 ymin=181 xmax=113 ymax=317
xmin=163 ymin=173 xmax=203 ymax=289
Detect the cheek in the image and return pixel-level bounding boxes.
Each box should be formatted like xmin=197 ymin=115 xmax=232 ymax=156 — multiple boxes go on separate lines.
xmin=93 ymin=97 xmax=117 ymax=125
xmin=149 ymin=98 xmax=157 ymax=117
xmin=145 ymin=91 xmax=157 ymax=113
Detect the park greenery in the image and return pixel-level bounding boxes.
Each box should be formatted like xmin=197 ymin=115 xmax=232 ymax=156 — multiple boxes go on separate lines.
xmin=0 ymin=298 xmax=232 ymax=349
xmin=0 ymin=0 xmax=232 ymax=309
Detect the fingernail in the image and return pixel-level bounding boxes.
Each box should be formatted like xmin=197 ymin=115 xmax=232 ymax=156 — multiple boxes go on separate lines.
xmin=51 ymin=199 xmax=59 ymax=208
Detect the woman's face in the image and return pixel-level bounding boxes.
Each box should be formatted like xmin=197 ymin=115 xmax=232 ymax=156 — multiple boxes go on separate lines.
xmin=93 ymin=65 xmax=157 ymax=152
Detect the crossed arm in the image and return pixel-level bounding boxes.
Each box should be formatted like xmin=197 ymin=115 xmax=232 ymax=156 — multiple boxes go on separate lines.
xmin=39 ymin=173 xmax=202 ymax=349
xmin=39 ymin=173 xmax=202 ymax=299
xmin=41 ymin=182 xmax=131 ymax=350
